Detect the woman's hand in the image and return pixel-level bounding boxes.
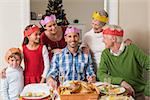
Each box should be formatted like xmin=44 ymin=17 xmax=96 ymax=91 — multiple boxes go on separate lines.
xmin=124 ymin=38 xmax=132 ymax=46
xmin=40 ymin=77 xmax=46 ymax=83
xmin=47 ymin=76 xmax=57 ymax=89
xmin=0 ymin=68 xmax=7 ymax=79
xmin=121 ymin=81 xmax=135 ymax=96
xmin=82 ymin=47 xmax=90 ymax=54
xmin=52 ymin=49 xmax=62 ymax=54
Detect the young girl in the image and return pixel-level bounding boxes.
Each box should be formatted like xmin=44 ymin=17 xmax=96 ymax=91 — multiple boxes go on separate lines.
xmin=40 ymin=14 xmax=67 ymax=60
xmin=1 ymin=48 xmax=24 ymax=100
xmin=22 ymin=24 xmax=50 ymax=85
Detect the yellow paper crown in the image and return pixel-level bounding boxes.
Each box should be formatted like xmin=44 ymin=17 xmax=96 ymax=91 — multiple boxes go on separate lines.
xmin=92 ymin=11 xmax=108 ymax=23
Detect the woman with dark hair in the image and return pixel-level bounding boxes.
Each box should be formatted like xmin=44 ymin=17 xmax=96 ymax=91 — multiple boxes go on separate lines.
xmin=40 ymin=14 xmax=67 ymax=60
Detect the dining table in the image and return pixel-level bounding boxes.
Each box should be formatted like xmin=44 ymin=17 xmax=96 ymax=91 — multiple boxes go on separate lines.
xmin=19 ymin=82 xmax=134 ymax=100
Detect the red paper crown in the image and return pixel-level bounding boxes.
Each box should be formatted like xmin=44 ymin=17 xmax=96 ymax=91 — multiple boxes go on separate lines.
xmin=24 ymin=25 xmax=40 ymax=37
xmin=103 ymin=28 xmax=124 ymax=36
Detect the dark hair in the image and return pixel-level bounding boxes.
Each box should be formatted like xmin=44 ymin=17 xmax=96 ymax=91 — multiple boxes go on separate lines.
xmin=41 ymin=14 xmax=47 ymax=20
xmin=22 ymin=37 xmax=29 ymax=45
xmin=40 ymin=14 xmax=57 ymax=28
xmin=39 ymin=14 xmax=48 ymax=30
xmin=24 ymin=24 xmax=34 ymax=32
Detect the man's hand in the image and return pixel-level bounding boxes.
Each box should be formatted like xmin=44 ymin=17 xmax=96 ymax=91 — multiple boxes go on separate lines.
xmin=0 ymin=68 xmax=7 ymax=79
xmin=52 ymin=49 xmax=62 ymax=54
xmin=40 ymin=77 xmax=46 ymax=83
xmin=47 ymin=76 xmax=57 ymax=89
xmin=121 ymin=81 xmax=135 ymax=96
xmin=124 ymin=38 xmax=132 ymax=46
xmin=82 ymin=47 xmax=90 ymax=54
xmin=87 ymin=75 xmax=96 ymax=83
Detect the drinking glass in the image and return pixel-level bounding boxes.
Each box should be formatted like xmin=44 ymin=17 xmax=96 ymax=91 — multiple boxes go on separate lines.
xmin=50 ymin=88 xmax=54 ymax=100
xmin=59 ymin=71 xmax=65 ymax=86
xmin=104 ymin=74 xmax=112 ymax=96
xmin=104 ymin=74 xmax=111 ymax=85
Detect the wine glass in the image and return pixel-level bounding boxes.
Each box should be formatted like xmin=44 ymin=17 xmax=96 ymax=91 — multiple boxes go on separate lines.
xmin=59 ymin=71 xmax=65 ymax=86
xmin=104 ymin=74 xmax=111 ymax=85
xmin=50 ymin=88 xmax=54 ymax=100
xmin=48 ymin=80 xmax=57 ymax=100
xmin=104 ymin=74 xmax=112 ymax=96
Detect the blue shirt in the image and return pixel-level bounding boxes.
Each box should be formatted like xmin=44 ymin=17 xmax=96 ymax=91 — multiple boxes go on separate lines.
xmin=47 ymin=46 xmax=95 ymax=82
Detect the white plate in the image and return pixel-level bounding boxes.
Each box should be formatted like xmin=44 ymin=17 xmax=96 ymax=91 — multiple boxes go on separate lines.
xmin=99 ymin=96 xmax=134 ymax=100
xmin=98 ymin=85 xmax=126 ymax=95
xmin=94 ymin=82 xmax=105 ymax=87
xmin=20 ymin=83 xmax=50 ymax=99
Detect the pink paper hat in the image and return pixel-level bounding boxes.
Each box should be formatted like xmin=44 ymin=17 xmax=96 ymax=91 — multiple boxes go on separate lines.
xmin=40 ymin=15 xmax=56 ymax=26
xmin=65 ymin=26 xmax=80 ymax=36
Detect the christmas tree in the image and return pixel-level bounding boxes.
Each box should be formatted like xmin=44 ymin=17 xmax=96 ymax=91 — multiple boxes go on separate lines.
xmin=45 ymin=0 xmax=69 ymax=26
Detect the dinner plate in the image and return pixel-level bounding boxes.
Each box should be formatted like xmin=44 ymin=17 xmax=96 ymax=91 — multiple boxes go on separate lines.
xmin=94 ymin=82 xmax=105 ymax=87
xmin=20 ymin=83 xmax=50 ymax=99
xmin=99 ymin=95 xmax=134 ymax=100
xmin=98 ymin=85 xmax=126 ymax=95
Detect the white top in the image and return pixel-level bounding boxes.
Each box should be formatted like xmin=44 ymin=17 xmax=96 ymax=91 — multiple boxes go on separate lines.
xmin=110 ymin=42 xmax=125 ymax=56
xmin=81 ymin=29 xmax=105 ymax=69
xmin=0 ymin=66 xmax=24 ymax=100
xmin=41 ymin=45 xmax=50 ymax=78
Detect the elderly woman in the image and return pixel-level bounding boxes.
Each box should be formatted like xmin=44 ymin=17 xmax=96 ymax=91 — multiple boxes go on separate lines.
xmin=80 ymin=9 xmax=108 ymax=72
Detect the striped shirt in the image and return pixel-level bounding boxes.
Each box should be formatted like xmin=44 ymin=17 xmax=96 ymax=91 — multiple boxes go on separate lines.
xmin=47 ymin=46 xmax=95 ymax=82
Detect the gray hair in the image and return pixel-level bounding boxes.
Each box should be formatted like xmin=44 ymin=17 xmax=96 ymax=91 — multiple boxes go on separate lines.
xmin=99 ymin=9 xmax=108 ymax=26
xmin=104 ymin=35 xmax=123 ymax=43
xmin=116 ymin=36 xmax=123 ymax=43
xmin=98 ymin=8 xmax=109 ymax=18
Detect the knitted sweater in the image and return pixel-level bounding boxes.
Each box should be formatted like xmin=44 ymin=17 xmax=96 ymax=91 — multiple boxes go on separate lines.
xmin=97 ymin=44 xmax=150 ymax=93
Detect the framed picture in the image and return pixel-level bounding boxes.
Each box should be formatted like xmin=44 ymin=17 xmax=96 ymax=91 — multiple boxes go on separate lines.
xmin=31 ymin=12 xmax=37 ymax=20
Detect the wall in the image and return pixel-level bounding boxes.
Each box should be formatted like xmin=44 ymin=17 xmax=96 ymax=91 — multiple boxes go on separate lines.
xmin=0 ymin=1 xmax=30 ymax=99
xmin=30 ymin=0 xmax=104 ymax=32
xmin=63 ymin=0 xmax=104 ymax=31
xmin=119 ymin=0 xmax=150 ymax=54
xmin=0 ymin=0 xmax=30 ymax=67
xmin=30 ymin=0 xmax=48 ymax=17
xmin=107 ymin=0 xmax=119 ymax=25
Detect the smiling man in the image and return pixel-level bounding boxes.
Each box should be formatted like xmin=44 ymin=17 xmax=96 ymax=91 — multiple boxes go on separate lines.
xmin=47 ymin=26 xmax=96 ymax=88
